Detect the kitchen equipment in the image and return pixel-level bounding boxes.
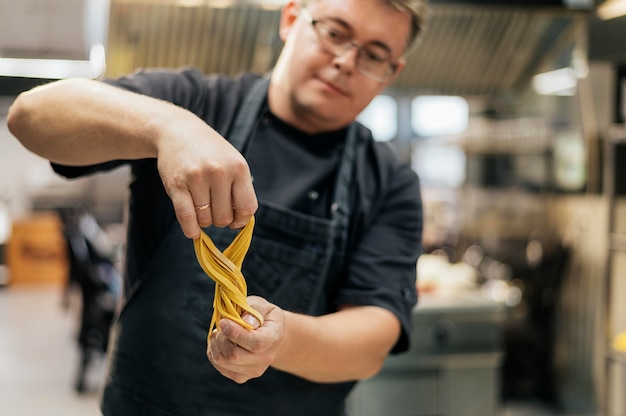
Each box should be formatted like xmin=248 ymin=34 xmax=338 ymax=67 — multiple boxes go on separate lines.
xmin=347 ymin=290 xmax=506 ymax=416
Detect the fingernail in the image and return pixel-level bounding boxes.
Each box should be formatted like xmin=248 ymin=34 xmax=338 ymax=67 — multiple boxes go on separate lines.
xmin=243 ymin=313 xmax=260 ymax=329
xmin=219 ymin=319 xmax=230 ymax=332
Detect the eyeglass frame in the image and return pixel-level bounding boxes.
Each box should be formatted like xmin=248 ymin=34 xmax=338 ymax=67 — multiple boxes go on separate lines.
xmin=299 ymin=8 xmax=400 ymax=83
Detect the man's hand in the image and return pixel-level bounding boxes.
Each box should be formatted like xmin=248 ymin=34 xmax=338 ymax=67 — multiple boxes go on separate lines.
xmin=208 ymin=298 xmax=400 ymax=383
xmin=207 ymin=296 xmax=285 ymax=384
xmin=155 ymin=120 xmax=258 ymax=239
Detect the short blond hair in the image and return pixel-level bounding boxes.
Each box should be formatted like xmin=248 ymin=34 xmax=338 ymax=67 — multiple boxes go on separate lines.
xmin=299 ymin=0 xmax=428 ymax=53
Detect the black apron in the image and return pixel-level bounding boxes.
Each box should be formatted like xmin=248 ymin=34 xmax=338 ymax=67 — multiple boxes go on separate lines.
xmin=101 ymin=77 xmax=359 ymax=416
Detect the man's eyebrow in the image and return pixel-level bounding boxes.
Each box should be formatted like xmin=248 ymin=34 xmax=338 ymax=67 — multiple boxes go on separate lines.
xmin=324 ymin=16 xmax=394 ymax=55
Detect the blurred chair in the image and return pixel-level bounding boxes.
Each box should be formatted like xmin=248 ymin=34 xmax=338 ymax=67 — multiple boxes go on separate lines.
xmin=59 ymin=206 xmax=121 ymax=393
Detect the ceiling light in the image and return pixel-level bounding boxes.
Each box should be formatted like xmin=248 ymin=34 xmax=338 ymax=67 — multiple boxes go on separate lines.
xmin=597 ymin=0 xmax=626 ymax=20
xmin=0 ymin=44 xmax=106 ymax=80
xmin=532 ymin=67 xmax=578 ymax=96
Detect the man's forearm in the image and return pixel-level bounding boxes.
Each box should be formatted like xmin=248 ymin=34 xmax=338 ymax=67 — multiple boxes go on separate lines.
xmin=8 ymin=78 xmax=189 ymax=166
xmin=272 ymin=306 xmax=401 ymax=383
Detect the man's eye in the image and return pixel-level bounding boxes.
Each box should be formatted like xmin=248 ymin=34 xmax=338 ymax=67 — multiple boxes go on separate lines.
xmin=363 ymin=50 xmax=386 ymax=63
xmin=324 ymin=26 xmax=348 ymax=43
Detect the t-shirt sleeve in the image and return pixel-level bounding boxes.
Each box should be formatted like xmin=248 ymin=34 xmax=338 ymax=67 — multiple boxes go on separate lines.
xmin=335 ymin=151 xmax=423 ymax=354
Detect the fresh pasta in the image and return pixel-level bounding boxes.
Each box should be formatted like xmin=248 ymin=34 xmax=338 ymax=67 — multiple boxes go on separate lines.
xmin=193 ymin=216 xmax=263 ymax=339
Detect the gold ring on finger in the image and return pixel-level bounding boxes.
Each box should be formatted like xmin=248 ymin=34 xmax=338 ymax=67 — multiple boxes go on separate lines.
xmin=195 ymin=203 xmax=211 ymax=211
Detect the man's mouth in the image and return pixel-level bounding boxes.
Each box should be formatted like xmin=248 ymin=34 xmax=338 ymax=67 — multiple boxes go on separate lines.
xmin=317 ymin=77 xmax=348 ymax=96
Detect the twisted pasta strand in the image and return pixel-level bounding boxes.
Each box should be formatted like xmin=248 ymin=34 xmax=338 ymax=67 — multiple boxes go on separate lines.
xmin=193 ymin=216 xmax=263 ymax=339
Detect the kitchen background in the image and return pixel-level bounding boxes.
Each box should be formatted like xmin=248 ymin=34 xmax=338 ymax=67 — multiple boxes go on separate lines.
xmin=1 ymin=0 xmax=626 ymax=415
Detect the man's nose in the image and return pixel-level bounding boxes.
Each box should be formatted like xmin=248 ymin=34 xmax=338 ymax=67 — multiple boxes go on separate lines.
xmin=331 ymin=45 xmax=359 ymax=73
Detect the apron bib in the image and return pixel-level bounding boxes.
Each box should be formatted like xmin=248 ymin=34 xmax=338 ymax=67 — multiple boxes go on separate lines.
xmin=102 ymin=77 xmax=358 ymax=416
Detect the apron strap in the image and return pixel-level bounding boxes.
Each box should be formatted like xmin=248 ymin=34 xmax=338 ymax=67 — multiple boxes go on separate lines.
xmin=330 ymin=123 xmax=357 ymax=226
xmin=228 ymin=75 xmax=271 ymax=153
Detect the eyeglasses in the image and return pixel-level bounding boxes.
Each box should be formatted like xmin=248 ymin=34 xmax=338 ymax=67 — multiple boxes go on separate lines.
xmin=300 ymin=9 xmax=398 ymax=83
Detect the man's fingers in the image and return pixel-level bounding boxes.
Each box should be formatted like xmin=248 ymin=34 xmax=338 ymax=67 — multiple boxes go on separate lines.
xmin=231 ymin=176 xmax=258 ymax=229
xmin=188 ymin=181 xmax=213 ymax=228
xmin=160 ymin=148 xmax=256 ymax=236
xmin=170 ymin=191 xmax=202 ymax=239
xmin=210 ymin=179 xmax=236 ymax=227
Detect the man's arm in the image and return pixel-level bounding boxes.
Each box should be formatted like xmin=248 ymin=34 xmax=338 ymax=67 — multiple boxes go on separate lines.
xmin=277 ymin=304 xmax=401 ymax=381
xmin=8 ymin=78 xmax=164 ymax=165
xmin=208 ymin=298 xmax=400 ymax=384
xmin=7 ymin=78 xmax=257 ymax=237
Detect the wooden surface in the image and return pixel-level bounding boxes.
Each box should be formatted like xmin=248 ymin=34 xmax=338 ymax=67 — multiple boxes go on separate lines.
xmin=6 ymin=212 xmax=68 ymax=285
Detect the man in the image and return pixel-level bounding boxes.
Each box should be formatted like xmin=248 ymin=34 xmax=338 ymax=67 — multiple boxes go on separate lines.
xmin=8 ymin=0 xmax=427 ymax=414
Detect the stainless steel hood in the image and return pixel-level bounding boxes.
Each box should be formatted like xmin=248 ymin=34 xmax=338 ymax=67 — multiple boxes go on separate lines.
xmin=0 ymin=0 xmax=110 ymax=79
xmin=103 ymin=0 xmax=594 ymax=97
xmin=397 ymin=5 xmax=589 ymax=95
xmin=0 ymin=0 xmax=595 ymax=98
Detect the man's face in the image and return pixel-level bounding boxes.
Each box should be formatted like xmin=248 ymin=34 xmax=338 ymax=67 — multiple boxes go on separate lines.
xmin=269 ymin=0 xmax=411 ymax=133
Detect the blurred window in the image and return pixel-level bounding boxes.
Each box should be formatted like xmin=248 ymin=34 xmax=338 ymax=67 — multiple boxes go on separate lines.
xmin=357 ymin=95 xmax=398 ymax=142
xmin=412 ymin=144 xmax=466 ymax=188
xmin=553 ymin=129 xmax=586 ymax=191
xmin=412 ymin=96 xmax=468 ymax=137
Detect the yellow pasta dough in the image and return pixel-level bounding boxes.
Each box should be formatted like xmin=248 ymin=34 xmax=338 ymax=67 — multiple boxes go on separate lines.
xmin=193 ymin=216 xmax=263 ymax=339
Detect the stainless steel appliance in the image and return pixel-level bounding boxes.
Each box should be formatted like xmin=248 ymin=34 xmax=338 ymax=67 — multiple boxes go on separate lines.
xmin=347 ymin=290 xmax=506 ymax=416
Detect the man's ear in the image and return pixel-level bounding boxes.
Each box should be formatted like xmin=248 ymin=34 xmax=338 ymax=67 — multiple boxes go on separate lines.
xmin=279 ymin=1 xmax=301 ymax=42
